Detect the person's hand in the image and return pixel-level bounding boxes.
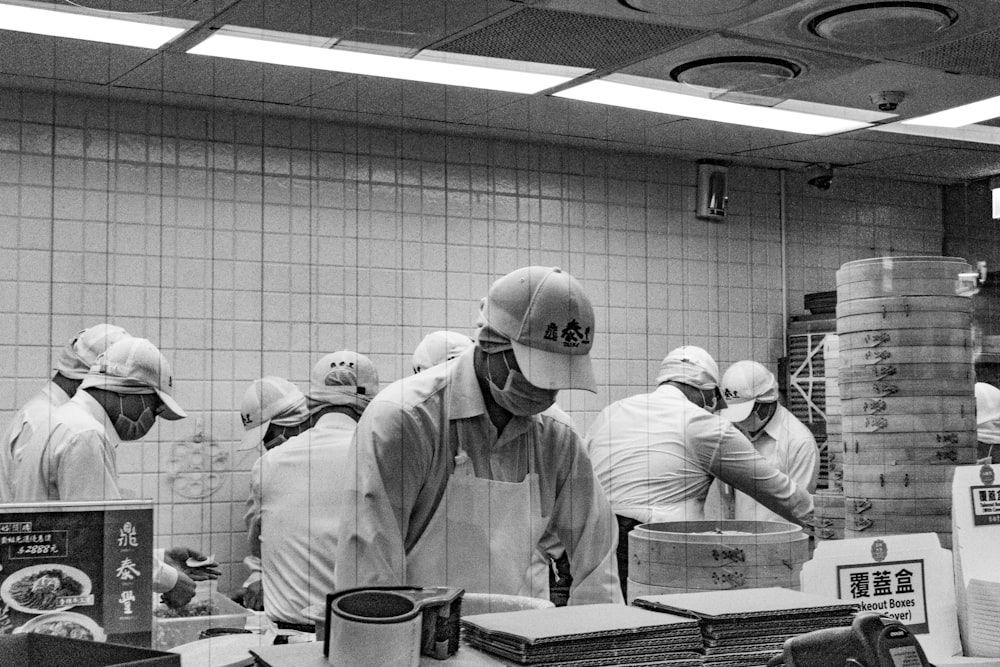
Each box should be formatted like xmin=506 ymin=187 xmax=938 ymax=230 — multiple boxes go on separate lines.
xmin=243 ymin=580 xmax=264 ymax=611
xmin=165 ymin=546 xmax=221 ymax=581
xmin=160 ymin=570 xmax=197 ymax=609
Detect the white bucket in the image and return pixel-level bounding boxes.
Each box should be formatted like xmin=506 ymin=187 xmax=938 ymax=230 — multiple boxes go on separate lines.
xmin=324 ymin=590 xmax=421 ymax=667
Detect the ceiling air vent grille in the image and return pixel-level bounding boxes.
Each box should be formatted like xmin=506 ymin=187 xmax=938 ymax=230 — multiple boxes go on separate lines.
xmin=433 ymin=8 xmax=704 ymax=70
xmin=901 ymin=25 xmax=1000 ymax=78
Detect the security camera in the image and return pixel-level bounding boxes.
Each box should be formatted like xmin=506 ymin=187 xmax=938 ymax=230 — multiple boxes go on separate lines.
xmin=870 ymin=91 xmax=905 ymax=112
xmin=805 ymin=163 xmax=833 ymax=190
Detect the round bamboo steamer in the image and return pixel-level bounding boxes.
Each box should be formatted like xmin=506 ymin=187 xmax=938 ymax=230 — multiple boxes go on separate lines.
xmin=841 ymin=477 xmax=952 ymax=499
xmin=840 ymin=464 xmax=955 ymax=483
xmin=837 ymin=311 xmax=972 ymax=333
xmin=837 ymin=377 xmax=972 ymax=399
xmin=844 ymin=496 xmax=952 ymax=516
xmin=837 ymin=276 xmax=968 ymax=301
xmin=838 ymin=363 xmax=973 ymax=383
xmin=628 ymin=521 xmax=808 ymax=592
xmin=843 ymin=512 xmax=952 ymax=533
xmin=840 ymin=395 xmax=975 ymax=416
xmin=842 ymin=448 xmax=977 ymax=466
xmin=837 ymin=328 xmax=971 ymax=351
xmin=839 ymin=346 xmax=973 ymax=367
xmin=626 ymin=576 xmax=801 ymax=602
xmin=836 ymin=295 xmax=972 ymax=319
xmin=842 ymin=430 xmax=975 ymax=449
xmin=841 ymin=411 xmax=975 ymax=434
xmin=836 ymin=256 xmax=970 ymax=284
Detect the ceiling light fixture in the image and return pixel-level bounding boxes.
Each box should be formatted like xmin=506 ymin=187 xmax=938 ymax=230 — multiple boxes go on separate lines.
xmin=873 ymin=121 xmax=1000 ymax=146
xmin=554 ymin=74 xmax=883 ymax=135
xmin=900 ymin=95 xmax=1000 ymax=128
xmin=0 ymin=0 xmax=193 ymax=48
xmin=188 ymin=27 xmax=591 ymax=95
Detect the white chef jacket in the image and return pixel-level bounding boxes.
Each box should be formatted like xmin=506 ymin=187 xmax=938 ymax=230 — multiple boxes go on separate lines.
xmin=334 ymin=347 xmax=623 ymax=605
xmin=729 ymin=404 xmax=819 ymax=522
xmin=7 ymin=390 xmax=177 ymax=592
xmin=585 ymin=384 xmax=814 ymax=525
xmin=0 ymin=381 xmax=71 ymax=503
xmin=244 ymin=411 xmax=355 ymax=625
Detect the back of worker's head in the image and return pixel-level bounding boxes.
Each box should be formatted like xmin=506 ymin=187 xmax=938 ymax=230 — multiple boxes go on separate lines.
xmin=54 ymin=324 xmax=131 ymax=395
xmin=309 ymin=350 xmax=380 ymax=416
xmin=412 ymin=331 xmax=474 ymax=374
xmin=656 ymin=346 xmax=722 ymax=412
xmin=240 ymin=376 xmax=309 ymax=450
xmin=976 ymin=382 xmax=1000 ymax=446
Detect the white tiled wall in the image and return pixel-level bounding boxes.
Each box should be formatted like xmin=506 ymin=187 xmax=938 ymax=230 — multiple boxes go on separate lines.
xmin=0 ymin=89 xmax=945 ymax=590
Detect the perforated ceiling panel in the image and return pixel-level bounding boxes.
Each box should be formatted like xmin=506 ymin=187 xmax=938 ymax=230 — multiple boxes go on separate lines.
xmin=901 ymin=26 xmax=1000 ymax=79
xmin=433 ymin=8 xmax=704 ymax=69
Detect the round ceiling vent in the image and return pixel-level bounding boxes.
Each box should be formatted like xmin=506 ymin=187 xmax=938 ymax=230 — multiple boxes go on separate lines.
xmin=62 ymin=0 xmax=198 ymax=14
xmin=619 ymin=0 xmax=757 ymax=16
xmin=807 ymin=2 xmax=958 ymax=47
xmin=670 ymin=56 xmax=801 ymax=93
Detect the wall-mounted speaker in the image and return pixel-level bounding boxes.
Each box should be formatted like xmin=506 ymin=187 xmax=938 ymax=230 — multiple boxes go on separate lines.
xmin=696 ymin=161 xmax=728 ymax=221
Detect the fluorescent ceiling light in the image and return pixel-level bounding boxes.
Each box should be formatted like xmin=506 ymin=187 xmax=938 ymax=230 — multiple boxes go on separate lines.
xmin=901 ymin=95 xmax=1000 ymax=128
xmin=554 ymin=74 xmax=885 ymax=135
xmin=873 ymin=121 xmax=1000 ymax=146
xmin=188 ymin=27 xmax=590 ymax=94
xmin=0 ymin=0 xmax=193 ymax=48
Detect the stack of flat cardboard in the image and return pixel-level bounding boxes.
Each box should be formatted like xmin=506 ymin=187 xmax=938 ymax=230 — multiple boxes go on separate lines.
xmin=461 ymin=603 xmax=704 ymax=666
xmin=633 ymin=588 xmax=858 ymax=667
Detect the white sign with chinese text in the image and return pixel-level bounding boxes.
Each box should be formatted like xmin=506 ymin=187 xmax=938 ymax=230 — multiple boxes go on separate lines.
xmin=801 ymin=532 xmax=960 ymax=662
xmin=837 ymin=559 xmax=927 ymax=630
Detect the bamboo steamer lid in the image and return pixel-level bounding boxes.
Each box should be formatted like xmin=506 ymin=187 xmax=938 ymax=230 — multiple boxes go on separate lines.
xmin=844 ymin=512 xmax=953 ymax=533
xmin=837 ymin=276 xmax=968 ymax=301
xmin=842 ymin=448 xmax=977 ymax=466
xmin=841 ymin=464 xmax=955 ymax=483
xmin=837 ymin=328 xmax=971 ymax=351
xmin=836 ymin=256 xmax=970 ymax=284
xmin=628 ymin=521 xmax=808 ymax=591
xmin=838 ymin=310 xmax=973 ymax=333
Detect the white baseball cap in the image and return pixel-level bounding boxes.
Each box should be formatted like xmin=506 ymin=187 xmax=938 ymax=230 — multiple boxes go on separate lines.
xmin=308 ymin=351 xmax=380 ymax=410
xmin=412 ymin=331 xmax=474 ymax=374
xmin=480 ymin=266 xmax=596 ymax=393
xmin=656 ymin=346 xmax=720 ymax=391
xmin=79 ymin=337 xmax=186 ymax=420
xmin=239 ymin=376 xmax=308 ymax=450
xmin=55 ymin=323 xmax=131 ymax=380
xmin=719 ymin=360 xmax=780 ymax=423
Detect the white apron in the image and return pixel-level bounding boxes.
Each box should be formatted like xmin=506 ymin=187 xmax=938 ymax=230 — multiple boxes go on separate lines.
xmin=407 ymin=448 xmax=550 ymax=598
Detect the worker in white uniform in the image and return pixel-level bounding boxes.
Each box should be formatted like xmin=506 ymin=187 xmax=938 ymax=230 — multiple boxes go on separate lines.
xmin=976 ymin=382 xmax=1000 ymax=464
xmin=585 ymin=345 xmax=814 ymax=599
xmin=412 ymin=330 xmax=474 ymax=374
xmin=1 ymin=323 xmax=130 ymax=502
xmin=335 ymin=266 xmax=623 ymax=604
xmin=244 ymin=352 xmax=379 ymax=628
xmin=10 ymin=337 xmax=210 ymax=607
xmin=238 ymin=375 xmax=313 ymax=611
xmin=711 ymin=360 xmax=819 ymax=522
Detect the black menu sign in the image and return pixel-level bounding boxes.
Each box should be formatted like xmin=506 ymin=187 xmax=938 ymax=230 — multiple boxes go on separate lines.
xmin=0 ymin=501 xmax=153 ymax=647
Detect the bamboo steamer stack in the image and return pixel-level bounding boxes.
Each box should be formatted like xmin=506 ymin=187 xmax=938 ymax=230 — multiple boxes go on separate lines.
xmin=627 ymin=520 xmax=809 ymax=601
xmin=815 ymin=334 xmax=846 ymax=540
xmin=836 ymin=256 xmax=978 ymax=549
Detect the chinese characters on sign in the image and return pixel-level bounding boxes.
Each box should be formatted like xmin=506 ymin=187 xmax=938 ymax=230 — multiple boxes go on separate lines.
xmin=837 ymin=560 xmax=928 ymax=634
xmin=971 ymin=486 xmax=1000 ymax=526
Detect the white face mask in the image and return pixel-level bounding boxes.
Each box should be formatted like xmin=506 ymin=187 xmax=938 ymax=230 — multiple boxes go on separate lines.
xmin=486 ymin=351 xmax=557 ymax=417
